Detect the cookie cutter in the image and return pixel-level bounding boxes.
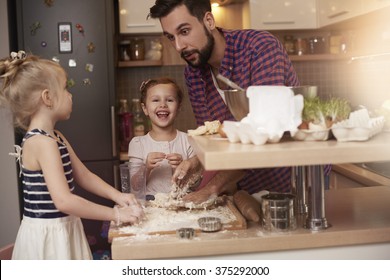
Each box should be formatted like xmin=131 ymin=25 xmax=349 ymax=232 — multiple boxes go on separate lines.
xmin=176 ymin=228 xmax=195 ymax=239
xmin=198 ymin=217 xmax=222 ymax=232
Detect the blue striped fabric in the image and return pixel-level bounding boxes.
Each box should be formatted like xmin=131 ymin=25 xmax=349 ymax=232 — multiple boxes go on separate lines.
xmin=185 ymin=28 xmax=300 ymax=194
xmin=21 ymin=129 xmax=75 ymax=218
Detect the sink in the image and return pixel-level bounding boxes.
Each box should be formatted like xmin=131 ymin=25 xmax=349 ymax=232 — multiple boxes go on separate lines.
xmin=357 ymin=161 xmax=390 ymax=179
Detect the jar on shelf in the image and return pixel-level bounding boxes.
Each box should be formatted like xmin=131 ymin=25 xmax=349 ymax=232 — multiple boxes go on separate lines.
xmin=308 ymin=36 xmax=327 ymax=54
xmin=130 ymin=38 xmax=145 ymax=61
xmin=284 ymin=35 xmax=296 ymax=55
xmin=119 ymin=40 xmax=130 ymax=61
xmin=118 ymin=99 xmax=133 ymax=152
xmin=132 ymin=98 xmax=146 ymax=136
xmin=295 ymin=38 xmax=307 ymax=56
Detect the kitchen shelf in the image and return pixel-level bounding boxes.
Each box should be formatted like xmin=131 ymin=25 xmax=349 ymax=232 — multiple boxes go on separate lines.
xmin=118 ymin=60 xmax=162 ymax=67
xmin=188 ymin=133 xmax=390 ymax=171
xmin=290 ymin=53 xmax=351 ymax=61
xmin=119 ymin=152 xmax=128 ymax=161
xmin=116 ymin=53 xmax=359 ymax=67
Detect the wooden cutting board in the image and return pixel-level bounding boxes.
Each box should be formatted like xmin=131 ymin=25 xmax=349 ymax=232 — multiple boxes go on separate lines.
xmin=108 ymin=197 xmax=246 ymax=242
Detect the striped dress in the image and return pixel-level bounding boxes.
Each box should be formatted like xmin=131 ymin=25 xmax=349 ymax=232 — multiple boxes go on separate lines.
xmin=12 ymin=129 xmax=92 ymax=260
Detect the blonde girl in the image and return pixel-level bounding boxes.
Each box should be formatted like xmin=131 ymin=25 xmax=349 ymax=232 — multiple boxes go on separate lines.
xmin=0 ymin=51 xmax=144 ymax=260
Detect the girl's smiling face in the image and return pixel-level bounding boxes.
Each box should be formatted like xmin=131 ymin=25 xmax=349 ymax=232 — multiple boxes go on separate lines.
xmin=142 ymin=83 xmax=180 ymax=129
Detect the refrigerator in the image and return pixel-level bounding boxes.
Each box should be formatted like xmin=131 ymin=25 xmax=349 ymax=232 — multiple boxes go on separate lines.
xmin=14 ymin=0 xmax=119 ymax=259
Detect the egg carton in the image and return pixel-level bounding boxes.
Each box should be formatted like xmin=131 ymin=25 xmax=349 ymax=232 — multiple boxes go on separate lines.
xmin=331 ymin=116 xmax=385 ymax=142
xmin=223 ymin=121 xmax=287 ymax=145
xmin=292 ymin=128 xmax=331 ymax=141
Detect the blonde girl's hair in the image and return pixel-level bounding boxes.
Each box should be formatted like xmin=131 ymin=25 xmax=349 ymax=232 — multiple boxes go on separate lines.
xmin=139 ymin=77 xmax=183 ymax=105
xmin=0 ymin=53 xmax=66 ymax=130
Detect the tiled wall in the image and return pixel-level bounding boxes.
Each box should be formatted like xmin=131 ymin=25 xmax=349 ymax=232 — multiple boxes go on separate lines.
xmin=116 ymin=58 xmax=390 ymax=132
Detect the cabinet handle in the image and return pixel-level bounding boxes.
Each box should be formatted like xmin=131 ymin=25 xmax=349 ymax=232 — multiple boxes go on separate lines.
xmin=126 ymin=23 xmax=157 ymax=28
xmin=111 ymin=106 xmax=117 ymax=158
xmin=113 ymin=164 xmax=120 ymax=190
xmin=262 ymin=21 xmax=295 ymax=25
xmin=327 ymin=10 xmax=349 ymax=19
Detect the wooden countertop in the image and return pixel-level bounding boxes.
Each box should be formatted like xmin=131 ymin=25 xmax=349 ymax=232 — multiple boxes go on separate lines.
xmin=188 ymin=133 xmax=390 ymax=170
xmin=110 ymin=186 xmax=390 ymax=259
xmin=333 ymin=164 xmax=390 ymax=186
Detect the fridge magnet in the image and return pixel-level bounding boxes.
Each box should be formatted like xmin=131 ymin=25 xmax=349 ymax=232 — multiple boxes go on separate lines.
xmin=58 ymin=22 xmax=72 ymax=53
xmin=87 ymin=42 xmax=95 ymax=53
xmin=67 ymin=78 xmax=75 ymax=88
xmin=44 ymin=0 xmax=54 ymax=7
xmin=85 ymin=63 xmax=94 ymax=72
xmin=83 ymin=78 xmax=91 ymax=86
xmin=30 ymin=21 xmax=41 ymax=36
xmin=52 ymin=56 xmax=60 ymax=63
xmin=68 ymin=59 xmax=77 ymax=67
xmin=41 ymin=41 xmax=47 ymax=47
xmin=75 ymin=23 xmax=85 ymax=36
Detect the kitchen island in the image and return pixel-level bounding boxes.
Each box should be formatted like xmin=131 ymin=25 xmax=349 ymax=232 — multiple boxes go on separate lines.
xmin=110 ymin=133 xmax=390 ymax=259
xmin=111 ymin=186 xmax=390 ymax=259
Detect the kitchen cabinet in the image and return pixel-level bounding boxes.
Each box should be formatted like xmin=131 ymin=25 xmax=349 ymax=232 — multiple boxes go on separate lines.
xmin=318 ymin=0 xmax=363 ymax=27
xmin=246 ymin=0 xmax=317 ymax=30
xmin=118 ymin=0 xmax=161 ymax=34
xmin=362 ymin=0 xmax=390 ymax=13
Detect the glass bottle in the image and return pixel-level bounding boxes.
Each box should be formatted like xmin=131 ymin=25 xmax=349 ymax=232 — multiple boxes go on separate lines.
xmin=118 ymin=99 xmax=133 ymax=152
xmin=132 ymin=98 xmax=146 ymax=136
xmin=284 ymin=35 xmax=296 ymax=55
xmin=119 ymin=40 xmax=130 ymax=61
xmin=130 ymin=38 xmax=145 ymax=61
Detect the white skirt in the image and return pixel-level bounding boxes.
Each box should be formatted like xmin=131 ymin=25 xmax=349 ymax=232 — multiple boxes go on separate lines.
xmin=12 ymin=215 xmax=92 ymax=260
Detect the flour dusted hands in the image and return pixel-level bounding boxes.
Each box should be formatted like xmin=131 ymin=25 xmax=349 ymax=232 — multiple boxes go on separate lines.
xmin=114 ymin=193 xmax=144 ymax=225
xmin=146 ymin=152 xmax=183 ymax=170
xmin=114 ymin=192 xmax=141 ymax=208
xmin=166 ymin=153 xmax=183 ymax=169
xmin=146 ymin=152 xmax=166 ymax=170
xmin=172 ymin=156 xmax=203 ymax=190
xmin=114 ymin=204 xmax=145 ymax=225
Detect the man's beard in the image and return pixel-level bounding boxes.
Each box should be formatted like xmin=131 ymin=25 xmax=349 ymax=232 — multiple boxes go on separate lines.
xmin=181 ymin=26 xmax=214 ymax=68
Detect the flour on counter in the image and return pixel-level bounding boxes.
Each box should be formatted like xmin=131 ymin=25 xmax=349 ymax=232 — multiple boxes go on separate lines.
xmin=118 ymin=205 xmax=237 ymax=236
xmin=151 ymin=192 xmax=219 ymax=210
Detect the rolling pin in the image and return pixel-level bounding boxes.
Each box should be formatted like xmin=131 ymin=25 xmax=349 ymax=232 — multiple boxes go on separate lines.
xmin=233 ymin=190 xmax=261 ymax=222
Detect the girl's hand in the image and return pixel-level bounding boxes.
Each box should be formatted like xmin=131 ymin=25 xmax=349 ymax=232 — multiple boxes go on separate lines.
xmin=166 ymin=153 xmax=183 ymax=169
xmin=115 ymin=192 xmax=141 ymax=208
xmin=172 ymin=157 xmax=203 ymax=187
xmin=116 ymin=204 xmax=145 ymax=225
xmin=146 ymin=152 xmax=166 ymax=170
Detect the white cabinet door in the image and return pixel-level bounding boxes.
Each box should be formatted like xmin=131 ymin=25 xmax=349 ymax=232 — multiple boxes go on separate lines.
xmin=248 ymin=0 xmax=317 ymax=30
xmin=119 ymin=0 xmax=162 ymax=34
xmin=318 ymin=0 xmax=363 ymax=27
xmin=362 ymin=0 xmax=390 ymax=13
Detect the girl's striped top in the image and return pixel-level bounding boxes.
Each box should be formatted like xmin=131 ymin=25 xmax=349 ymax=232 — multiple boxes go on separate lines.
xmin=20 ymin=129 xmax=75 ymax=218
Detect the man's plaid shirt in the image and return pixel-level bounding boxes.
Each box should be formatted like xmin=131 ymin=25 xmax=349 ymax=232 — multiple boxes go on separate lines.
xmin=184 ymin=28 xmax=300 ymax=193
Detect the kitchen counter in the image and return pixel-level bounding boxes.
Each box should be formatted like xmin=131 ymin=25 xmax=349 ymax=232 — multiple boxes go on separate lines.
xmin=110 ymin=133 xmax=390 ymax=259
xmin=333 ymin=163 xmax=390 ymax=187
xmin=110 ymin=186 xmax=390 ymax=259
